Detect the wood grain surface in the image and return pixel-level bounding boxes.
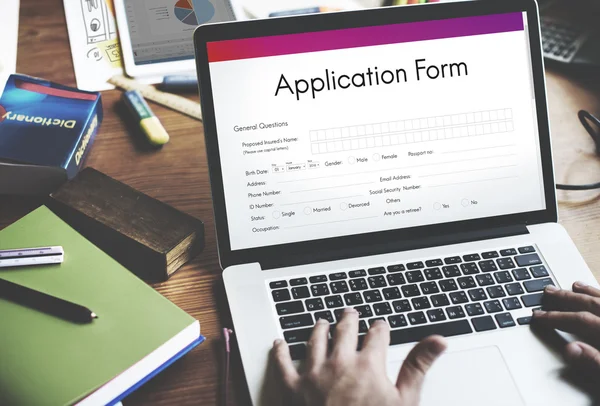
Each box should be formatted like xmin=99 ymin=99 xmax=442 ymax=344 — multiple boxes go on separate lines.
xmin=2 ymin=1 xmax=600 ymax=405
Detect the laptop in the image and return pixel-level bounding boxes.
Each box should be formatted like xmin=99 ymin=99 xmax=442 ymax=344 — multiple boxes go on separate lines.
xmin=194 ymin=1 xmax=598 ymax=404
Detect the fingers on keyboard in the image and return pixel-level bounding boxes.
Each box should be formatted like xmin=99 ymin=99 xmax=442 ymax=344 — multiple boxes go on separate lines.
xmin=275 ymin=244 xmax=552 ymax=359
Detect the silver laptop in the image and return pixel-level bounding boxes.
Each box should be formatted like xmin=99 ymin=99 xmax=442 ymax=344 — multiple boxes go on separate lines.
xmin=194 ymin=1 xmax=598 ymax=404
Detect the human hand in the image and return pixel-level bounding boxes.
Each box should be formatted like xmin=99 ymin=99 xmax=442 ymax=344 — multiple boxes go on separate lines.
xmin=532 ymin=281 xmax=600 ymax=372
xmin=272 ymin=308 xmax=447 ymax=406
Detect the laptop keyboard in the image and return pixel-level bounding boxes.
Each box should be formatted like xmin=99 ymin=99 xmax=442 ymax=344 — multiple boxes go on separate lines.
xmin=268 ymin=245 xmax=554 ymax=360
xmin=541 ymin=17 xmax=590 ymax=63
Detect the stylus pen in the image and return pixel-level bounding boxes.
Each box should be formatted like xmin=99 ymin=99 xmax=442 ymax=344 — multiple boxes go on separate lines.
xmin=159 ymin=75 xmax=198 ymax=92
xmin=0 ymin=278 xmax=97 ymax=323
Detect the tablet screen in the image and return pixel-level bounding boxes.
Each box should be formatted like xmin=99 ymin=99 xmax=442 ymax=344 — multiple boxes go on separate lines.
xmin=123 ymin=0 xmax=234 ymax=65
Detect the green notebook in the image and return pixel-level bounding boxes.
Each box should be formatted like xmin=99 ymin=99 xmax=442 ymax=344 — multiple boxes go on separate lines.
xmin=0 ymin=206 xmax=201 ymax=406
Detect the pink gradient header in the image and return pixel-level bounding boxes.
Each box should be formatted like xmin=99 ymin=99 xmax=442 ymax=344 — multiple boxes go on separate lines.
xmin=207 ymin=13 xmax=524 ymax=63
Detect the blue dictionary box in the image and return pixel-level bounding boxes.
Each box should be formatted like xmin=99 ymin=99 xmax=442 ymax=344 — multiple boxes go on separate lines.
xmin=0 ymin=74 xmax=102 ymax=195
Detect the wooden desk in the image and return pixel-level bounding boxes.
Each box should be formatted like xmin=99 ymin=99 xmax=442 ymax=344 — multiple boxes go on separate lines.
xmin=2 ymin=1 xmax=600 ymax=405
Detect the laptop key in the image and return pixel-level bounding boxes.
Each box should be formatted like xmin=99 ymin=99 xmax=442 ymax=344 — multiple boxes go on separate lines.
xmin=272 ymin=289 xmax=291 ymax=302
xmin=305 ymin=298 xmax=324 ymax=311
xmin=512 ymin=268 xmax=531 ymax=281
xmin=350 ymin=278 xmax=368 ymax=291
xmin=330 ymin=281 xmax=349 ymax=294
xmin=309 ymin=275 xmax=328 ymax=283
xmin=495 ymin=313 xmax=516 ymax=328
xmin=431 ymin=293 xmax=450 ymax=307
xmin=387 ymin=273 xmax=406 ymax=286
xmin=463 ymin=254 xmax=481 ymax=262
xmin=478 ymin=260 xmax=498 ymax=273
xmin=387 ymin=264 xmax=405 ymax=273
xmin=373 ymin=302 xmax=393 ymax=316
xmin=531 ymin=266 xmax=549 ymax=278
xmin=523 ymin=278 xmax=554 ymax=293
xmin=289 ymin=344 xmax=307 ymax=361
xmin=292 ymin=286 xmax=310 ymax=299
xmin=284 ymin=327 xmax=312 ymax=344
xmin=334 ymin=309 xmax=346 ymax=321
xmin=505 ymin=282 xmax=524 ymax=296
xmin=466 ymin=303 xmax=484 ymax=316
xmin=325 ymin=295 xmax=344 ymax=308
xmin=344 ymin=292 xmax=364 ymax=306
xmin=359 ymin=320 xmax=369 ymax=333
xmin=458 ymin=276 xmax=476 ymax=289
xmin=311 ymin=283 xmax=330 ymax=297
xmin=444 ymin=256 xmax=462 ymax=264
xmin=402 ymin=284 xmax=421 ymax=297
xmin=424 ymin=268 xmax=443 ymax=280
xmin=517 ymin=316 xmax=532 ymax=325
xmin=461 ymin=263 xmax=479 ymax=275
xmin=349 ymin=270 xmax=367 ymax=278
xmin=389 ymin=320 xmax=472 ymax=345
xmin=468 ymin=288 xmax=487 ymax=301
xmin=408 ymin=311 xmax=427 ymax=325
xmin=277 ymin=301 xmax=305 ymax=315
xmin=482 ymin=251 xmax=499 ymax=259
xmin=439 ymin=279 xmax=458 ymax=292
xmin=368 ymin=275 xmax=387 ymax=288
xmin=392 ymin=299 xmax=412 ymax=313
xmin=446 ymin=305 xmax=466 ymax=319
xmin=476 ymin=274 xmax=494 ymax=286
xmin=518 ymin=246 xmax=536 ymax=254
xmin=382 ymin=287 xmax=402 ymax=300
xmin=355 ymin=305 xmax=373 ymax=318
xmin=442 ymin=265 xmax=461 ymax=278
xmin=389 ymin=314 xmax=408 ymax=328
xmin=426 ymin=259 xmax=444 ymax=267
xmin=484 ymin=300 xmax=503 ymax=313
xmin=270 ymin=280 xmax=287 ymax=289
xmin=420 ymin=281 xmax=439 ymax=295
xmin=427 ymin=308 xmax=447 ymax=322
xmin=411 ymin=297 xmax=431 ymax=310
xmin=487 ymin=286 xmax=506 ymax=299
xmin=450 ymin=291 xmax=469 ymax=304
xmin=515 ymin=254 xmax=542 ymax=267
xmin=472 ymin=316 xmax=497 ymax=332
xmin=497 ymin=258 xmax=516 ymax=270
xmin=364 ymin=290 xmax=383 ymax=303
xmin=368 ymin=267 xmax=386 ymax=276
xmin=280 ymin=313 xmax=313 ymax=329
xmin=407 ymin=261 xmax=425 ymax=270
xmin=314 ymin=310 xmax=334 ymax=323
xmin=500 ymin=248 xmax=517 ymax=256
xmin=406 ymin=271 xmax=425 ymax=283
xmin=290 ymin=278 xmax=308 ymax=286
xmin=502 ymin=297 xmax=522 ymax=310
xmin=329 ymin=272 xmax=348 ymax=280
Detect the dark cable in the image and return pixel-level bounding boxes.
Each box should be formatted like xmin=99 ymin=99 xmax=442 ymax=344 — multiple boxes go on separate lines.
xmin=556 ymin=110 xmax=600 ymax=191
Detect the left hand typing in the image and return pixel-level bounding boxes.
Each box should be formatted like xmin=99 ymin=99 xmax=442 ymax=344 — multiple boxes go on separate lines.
xmin=271 ymin=308 xmax=447 ymax=406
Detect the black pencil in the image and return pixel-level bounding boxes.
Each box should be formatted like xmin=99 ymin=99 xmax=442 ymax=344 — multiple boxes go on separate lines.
xmin=0 ymin=278 xmax=97 ymax=323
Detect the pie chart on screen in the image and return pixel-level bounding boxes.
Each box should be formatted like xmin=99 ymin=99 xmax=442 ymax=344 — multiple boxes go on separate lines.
xmin=174 ymin=0 xmax=215 ymax=26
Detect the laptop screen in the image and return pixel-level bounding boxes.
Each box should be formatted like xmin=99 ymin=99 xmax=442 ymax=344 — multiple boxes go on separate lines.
xmin=206 ymin=12 xmax=546 ymax=251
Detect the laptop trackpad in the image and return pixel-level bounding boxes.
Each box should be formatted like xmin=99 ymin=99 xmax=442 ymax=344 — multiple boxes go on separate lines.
xmin=389 ymin=346 xmax=524 ymax=406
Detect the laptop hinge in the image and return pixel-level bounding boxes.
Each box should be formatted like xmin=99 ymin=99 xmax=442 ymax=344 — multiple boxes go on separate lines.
xmin=261 ymin=224 xmax=529 ymax=270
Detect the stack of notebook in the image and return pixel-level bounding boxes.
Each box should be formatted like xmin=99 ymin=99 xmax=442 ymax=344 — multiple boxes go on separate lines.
xmin=0 ymin=206 xmax=204 ymax=406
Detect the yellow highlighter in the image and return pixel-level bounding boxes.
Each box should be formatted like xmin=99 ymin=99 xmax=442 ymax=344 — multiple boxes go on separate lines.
xmin=122 ymin=90 xmax=170 ymax=146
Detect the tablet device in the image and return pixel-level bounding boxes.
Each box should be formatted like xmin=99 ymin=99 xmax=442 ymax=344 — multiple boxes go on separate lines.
xmin=114 ymin=0 xmax=237 ymax=82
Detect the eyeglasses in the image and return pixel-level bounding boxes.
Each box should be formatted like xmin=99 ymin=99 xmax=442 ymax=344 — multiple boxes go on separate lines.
xmin=556 ymin=110 xmax=600 ymax=191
